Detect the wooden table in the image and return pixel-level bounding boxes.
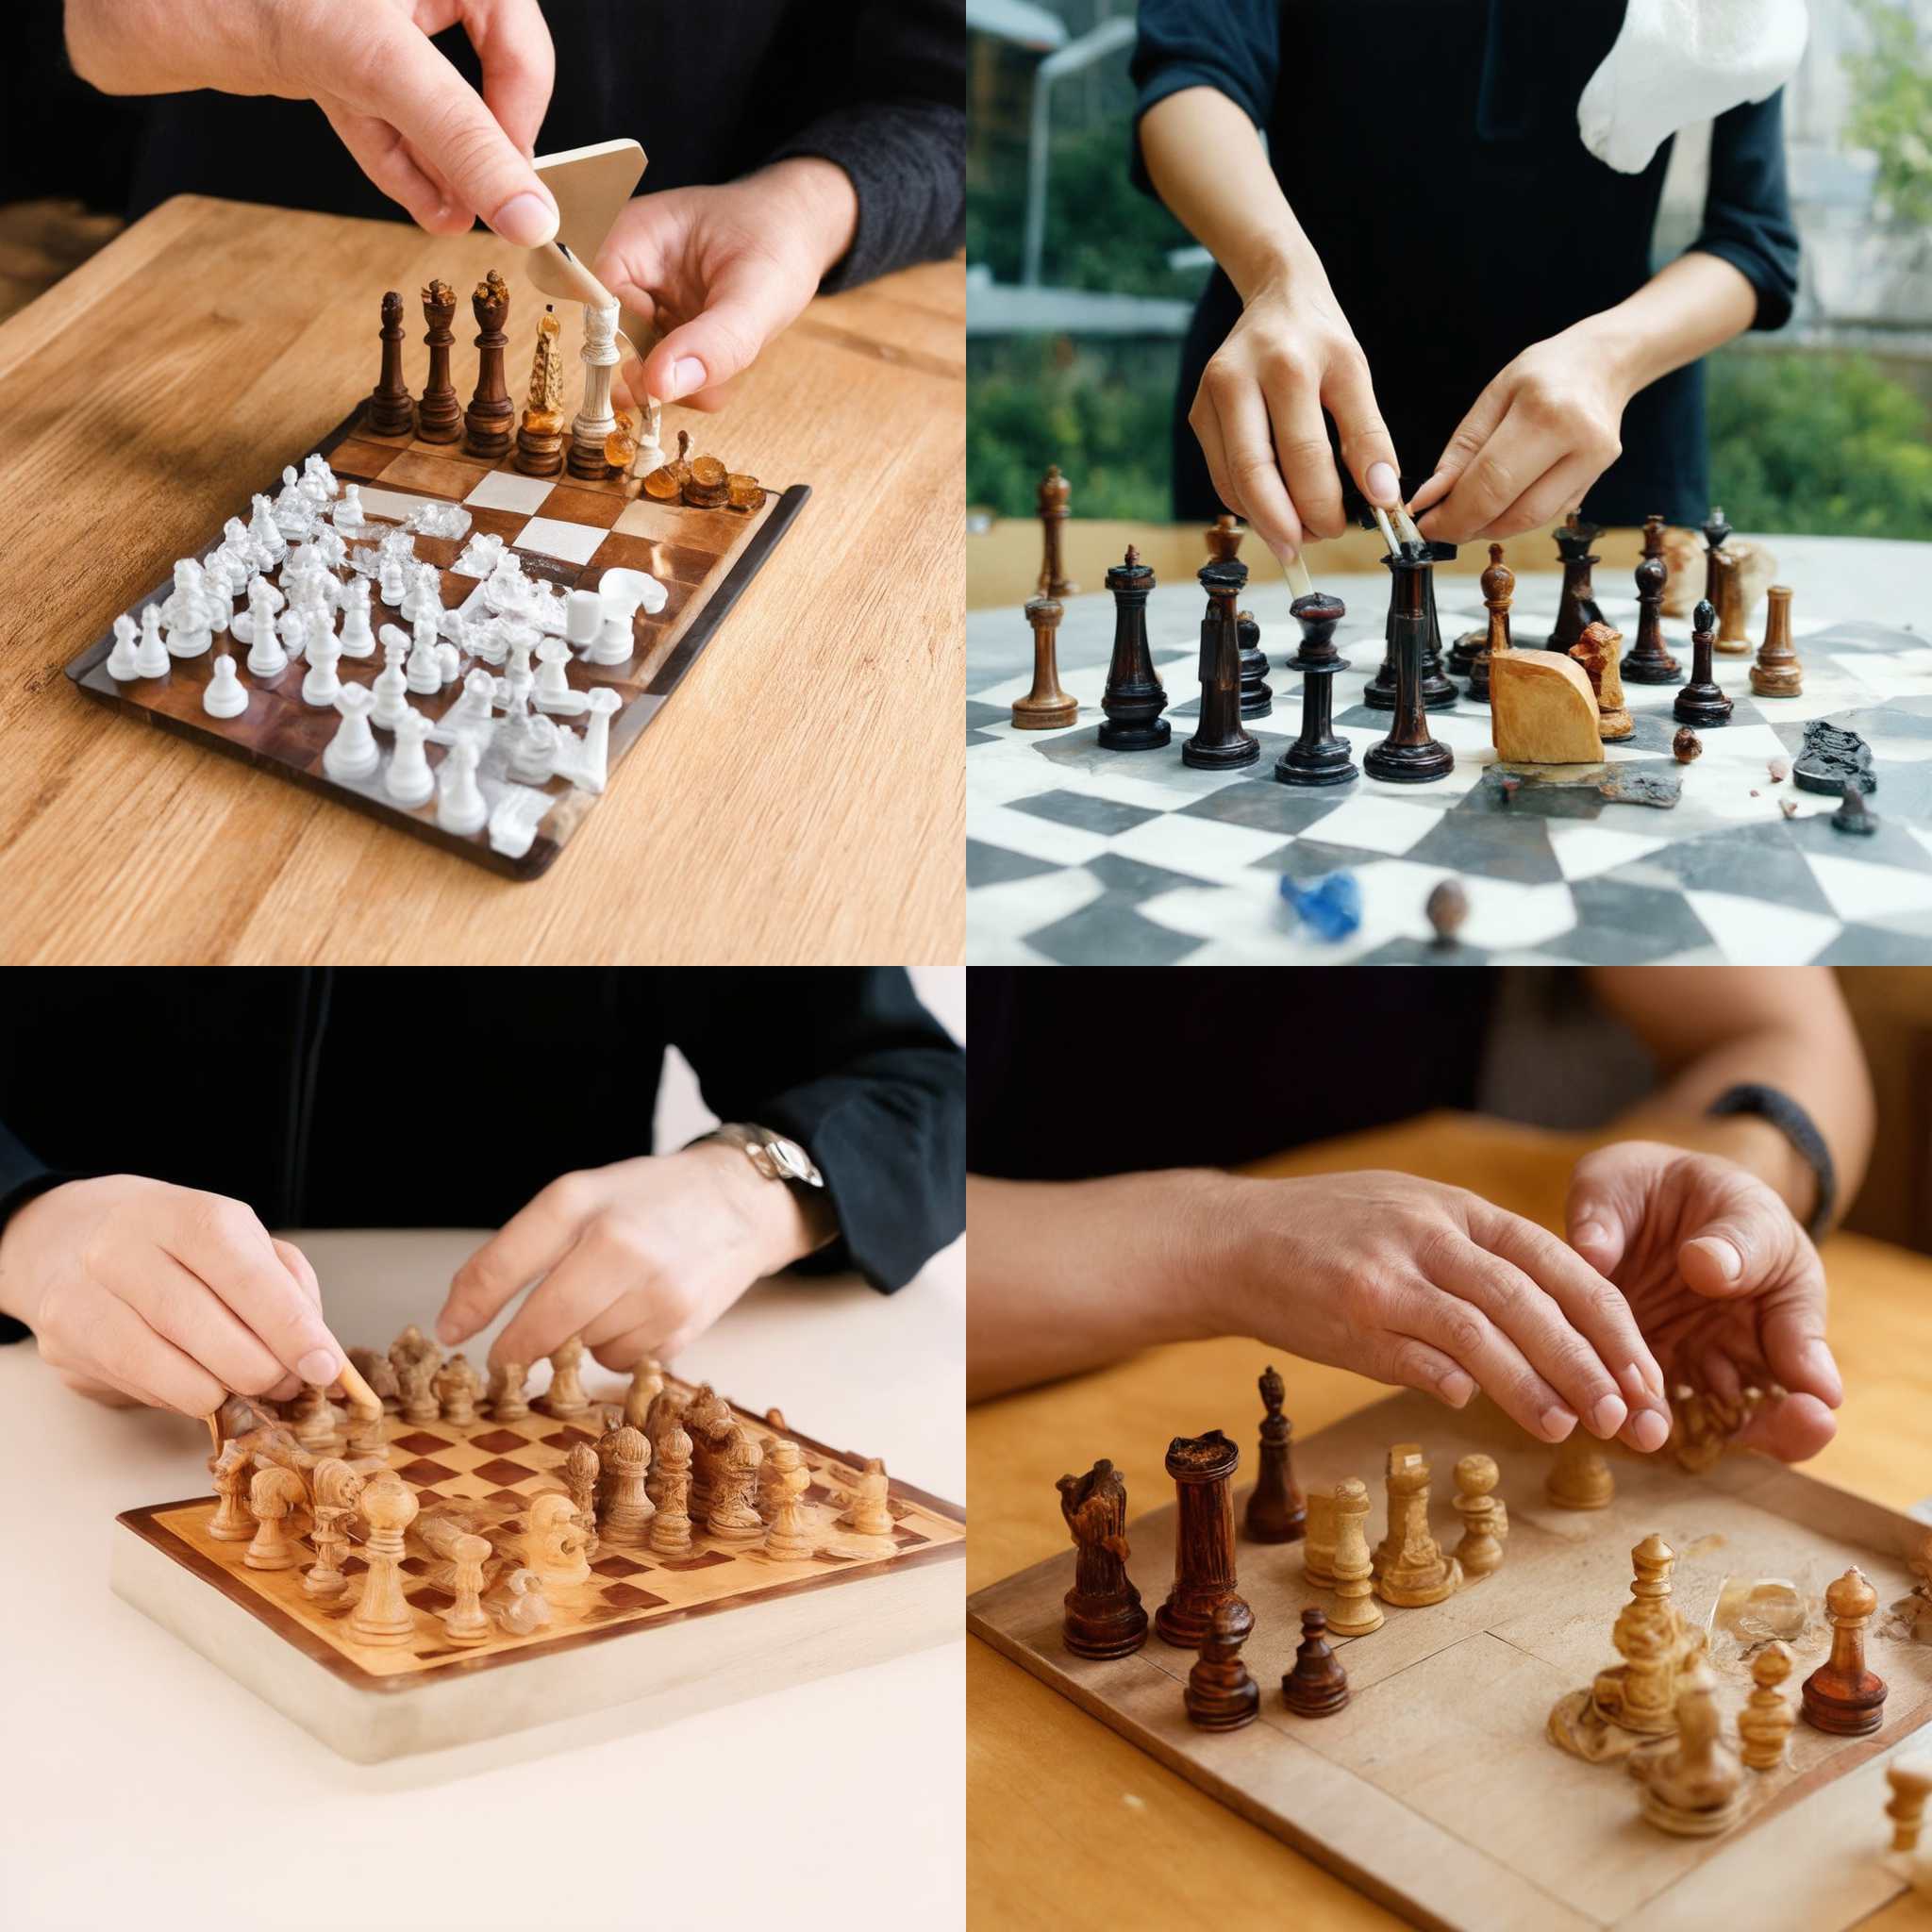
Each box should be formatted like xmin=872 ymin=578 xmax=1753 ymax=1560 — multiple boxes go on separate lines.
xmin=0 ymin=196 xmax=963 ymax=963
xmin=967 ymin=1113 xmax=1932 ymax=1930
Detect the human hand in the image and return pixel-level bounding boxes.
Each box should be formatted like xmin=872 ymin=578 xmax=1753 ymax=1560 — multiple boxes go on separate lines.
xmin=1207 ymin=1171 xmax=1673 ymax=1449
xmin=65 ymin=0 xmax=559 ymax=244
xmin=1565 ymin=1141 xmax=1840 ymax=1462
xmin=599 ymin=159 xmax=859 ymax=413
xmin=1409 ymin=320 xmax=1630 ymax=542
xmin=1188 ymin=272 xmax=1402 ymax=566
xmin=435 ymin=1143 xmax=831 ymax=1373
xmin=0 ymin=1176 xmax=341 ymax=1415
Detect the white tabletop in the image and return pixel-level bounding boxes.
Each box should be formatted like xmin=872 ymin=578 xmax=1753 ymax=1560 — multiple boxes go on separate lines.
xmin=0 ymin=1227 xmax=963 ymax=1932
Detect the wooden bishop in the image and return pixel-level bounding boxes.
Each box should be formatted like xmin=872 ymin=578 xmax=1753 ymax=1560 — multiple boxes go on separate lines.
xmin=1244 ymin=1363 xmax=1306 ymax=1542
xmin=648 ymin=1421 xmax=695 ymax=1556
xmin=366 ymin=291 xmax=415 ymax=436
xmin=1803 ymin=1567 xmax=1886 ymax=1736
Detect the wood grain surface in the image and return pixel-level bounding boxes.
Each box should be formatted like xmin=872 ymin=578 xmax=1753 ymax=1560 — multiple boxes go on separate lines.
xmin=966 ymin=1113 xmax=1932 ymax=1932
xmin=0 ymin=196 xmax=964 ymax=962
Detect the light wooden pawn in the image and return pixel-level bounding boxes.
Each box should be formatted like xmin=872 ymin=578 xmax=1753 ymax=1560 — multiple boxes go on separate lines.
xmin=649 ymin=1423 xmax=694 ymax=1556
xmin=1452 ymin=1453 xmax=1506 ymax=1578
xmin=1628 ymin=1659 xmax=1744 ymax=1837
xmin=244 ymin=1464 xmax=308 ymax=1571
xmin=208 ymin=1442 xmax=256 ymax=1541
xmin=763 ymin=1440 xmax=814 ymax=1559
xmin=837 ymin=1457 xmax=894 ymax=1539
xmin=434 ymin=1354 xmax=481 ymax=1424
xmin=601 ymin=1424 xmax=657 ymax=1545
xmin=490 ymin=1359 xmax=531 ymax=1421
xmin=441 ymin=1533 xmax=492 ymax=1646
xmin=643 ymin=1387 xmax=691 ymax=1512
xmin=291 ymin=1382 xmax=343 ymax=1453
xmin=623 ymin=1357 xmax=664 ymax=1429
xmin=348 ymin=1472 xmax=421 ymax=1645
xmin=1886 ymin=1760 xmax=1932 ymax=1853
xmin=1547 ymin=1430 xmax=1615 ymax=1509
xmin=1325 ymin=1477 xmax=1384 ymax=1638
xmin=543 ymin=1334 xmax=590 ymax=1416
xmin=1737 ymin=1641 xmax=1796 ymax=1771
xmin=1302 ymin=1488 xmax=1339 ymax=1587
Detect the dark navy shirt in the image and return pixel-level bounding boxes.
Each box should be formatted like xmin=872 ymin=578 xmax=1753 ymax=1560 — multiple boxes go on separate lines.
xmin=1131 ymin=0 xmax=1799 ymax=528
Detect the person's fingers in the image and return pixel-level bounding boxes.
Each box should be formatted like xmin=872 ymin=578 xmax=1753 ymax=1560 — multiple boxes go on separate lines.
xmin=272 ymin=1239 xmax=322 ymax=1306
xmin=1564 ymin=1148 xmax=1638 ymax=1280
xmin=1757 ymin=1285 xmax=1842 ymax=1407
xmin=587 ymin=1322 xmax=661 ymax=1374
xmin=635 ymin=262 xmax=799 ymax=406
xmin=1364 ymin=1330 xmax=1476 ymax=1407
xmin=490 ymin=1236 xmax=625 ymax=1372
xmin=460 ymin=0 xmax=555 ymax=155
xmin=321 ymin=101 xmax=473 ymax=234
xmin=76 ymin=1288 xmax=227 ymax=1418
xmin=1408 ymin=380 xmax=1511 ymax=530
xmin=1676 ymin=1178 xmax=1808 ymax=1304
xmin=1699 ymin=1346 xmax=1745 ymax=1407
xmin=1322 ymin=353 xmax=1402 ymax=513
xmin=1738 ymin=1389 xmax=1838 ymax=1461
xmin=1407 ymin=1288 xmax=1576 ymax=1442
xmin=111 ymin=1250 xmax=290 ymax=1397
xmin=440 ymin=1173 xmax=603 ymax=1345
xmin=1476 ymin=451 xmax=1600 ymax=542
xmin=59 ymin=1368 xmax=147 ymax=1408
xmin=1265 ymin=382 xmax=1348 ymax=543
xmin=1417 ymin=407 xmax=1567 ymax=544
xmin=1193 ymin=369 xmax=1303 ymax=561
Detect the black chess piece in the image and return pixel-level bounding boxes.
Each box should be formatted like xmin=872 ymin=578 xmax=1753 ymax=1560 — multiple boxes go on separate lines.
xmin=1098 ymin=547 xmax=1170 ymax=751
xmin=1447 ymin=625 xmax=1484 ymax=678
xmin=1363 ymin=542 xmax=1453 ymax=785
xmin=1365 ymin=566 xmax=1457 ymax=712
xmin=1058 ymin=1460 xmax=1149 ymax=1659
xmin=1281 ymin=1607 xmax=1350 ymax=1718
xmin=1185 ymin=1599 xmax=1260 ymax=1731
xmin=1832 ymin=782 xmax=1879 ymax=837
xmin=1183 ymin=559 xmax=1260 ymax=770
xmin=1624 ymin=514 xmax=1682 ymax=685
xmin=1674 ymin=598 xmax=1733 ymax=727
xmin=1244 ymin=1365 xmax=1306 ymax=1542
xmin=1702 ymin=505 xmax=1733 ymax=611
xmin=1274 ymin=591 xmax=1357 ymax=788
xmin=1237 ymin=608 xmax=1272 ymax=718
xmin=1546 ymin=514 xmax=1606 ymax=653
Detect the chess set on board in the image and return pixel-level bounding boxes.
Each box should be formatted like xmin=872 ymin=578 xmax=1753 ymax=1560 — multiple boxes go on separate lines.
xmin=967 ymin=1371 xmax=1932 ymax=1931
xmin=970 ymin=470 xmax=1932 ymax=966
xmin=109 ymin=1326 xmax=964 ymax=1763
xmin=62 ymin=274 xmax=807 ymax=880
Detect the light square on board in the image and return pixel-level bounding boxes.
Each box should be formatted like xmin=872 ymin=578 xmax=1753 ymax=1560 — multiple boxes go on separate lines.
xmin=514 ymin=517 xmax=607 ymax=566
xmin=464 ymin=470 xmax=559 ymax=514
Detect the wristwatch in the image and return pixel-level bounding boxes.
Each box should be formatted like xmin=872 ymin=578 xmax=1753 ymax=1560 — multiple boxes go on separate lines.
xmin=700 ymin=1122 xmax=825 ymax=1190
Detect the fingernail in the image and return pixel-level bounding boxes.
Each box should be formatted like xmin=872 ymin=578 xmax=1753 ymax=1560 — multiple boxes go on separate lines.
xmin=491 ymin=191 xmax=558 ymax=248
xmin=664 ymin=357 xmax=707 ymax=400
xmin=1803 ymin=1340 xmax=1843 ymax=1406
xmin=1591 ymin=1393 xmax=1627 ymax=1439
xmin=1438 ymin=1368 xmax=1475 ymax=1407
xmin=1631 ymin=1408 xmax=1670 ymax=1453
xmin=1366 ymin=461 xmax=1399 ymax=507
xmin=1540 ymin=1406 xmax=1578 ymax=1441
xmin=1574 ymin=1220 xmax=1608 ymax=1251
xmin=297 ymin=1348 xmax=340 ymax=1387
xmin=1617 ymin=1360 xmax=1649 ymax=1402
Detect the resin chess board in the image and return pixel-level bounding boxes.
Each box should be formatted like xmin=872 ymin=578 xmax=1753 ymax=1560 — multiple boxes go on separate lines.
xmin=968 ymin=1390 xmax=1932 ymax=1932
xmin=112 ymin=1376 xmax=963 ymax=1761
xmin=967 ymin=575 xmax=1932 ymax=964
xmin=64 ymin=405 xmax=808 ymax=880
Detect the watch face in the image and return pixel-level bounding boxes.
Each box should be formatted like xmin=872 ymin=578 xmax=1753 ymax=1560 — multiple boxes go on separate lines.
xmin=767 ymin=1137 xmax=808 ymax=1179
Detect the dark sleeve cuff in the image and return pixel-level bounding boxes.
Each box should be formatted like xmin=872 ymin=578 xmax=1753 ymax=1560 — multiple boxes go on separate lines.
xmin=1128 ymin=0 xmax=1280 ymax=200
xmin=1690 ymin=92 xmax=1799 ymax=334
xmin=0 ymin=1125 xmax=75 ymax=1342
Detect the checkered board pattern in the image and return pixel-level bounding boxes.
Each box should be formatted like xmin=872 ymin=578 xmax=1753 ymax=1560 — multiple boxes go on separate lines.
xmin=134 ymin=1376 xmax=963 ymax=1684
xmin=63 ymin=405 xmax=808 ymax=880
xmin=968 ymin=570 xmax=1932 ymax=965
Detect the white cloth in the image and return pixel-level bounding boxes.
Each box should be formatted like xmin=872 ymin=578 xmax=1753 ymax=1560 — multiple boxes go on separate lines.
xmin=1577 ymin=0 xmax=1808 ymax=176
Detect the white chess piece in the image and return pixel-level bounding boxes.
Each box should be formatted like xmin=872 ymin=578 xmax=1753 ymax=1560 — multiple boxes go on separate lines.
xmin=441 ymin=668 xmax=498 ymax=743
xmin=577 ymin=687 xmax=622 ymax=793
xmin=203 ymin=653 xmax=249 ymax=719
xmin=333 ymin=483 xmax=367 ymax=534
xmin=106 ymin=614 xmax=141 ymax=680
xmin=229 ymin=573 xmax=282 ymax=645
xmin=436 ymin=738 xmax=488 ymax=834
xmin=406 ymin=615 xmax=446 ymax=695
xmin=565 ymin=588 xmax=603 ymax=649
xmin=509 ymin=711 xmax=560 ymax=785
xmin=339 ymin=578 xmax=375 ymax=658
xmin=454 ymin=531 xmax=506 ymax=578
xmin=312 ymin=526 xmax=348 ymax=575
xmin=161 ymin=559 xmax=218 ymax=658
xmin=276 ymin=601 xmax=310 ymax=667
xmin=379 ymin=556 xmax=408 ymax=608
xmin=133 ymin=605 xmax=170 ymax=678
xmin=384 ymin=708 xmax=436 ymax=806
xmin=400 ymin=562 xmax=441 ymax=626
xmin=242 ymin=582 xmax=289 ymax=676
xmin=302 ymin=628 xmax=344 ymax=707
xmin=302 ymin=453 xmax=341 ymax=502
xmin=371 ymin=637 xmax=410 ymax=729
xmin=532 ymin=636 xmax=589 ymax=714
xmin=323 ymin=684 xmax=379 ymax=781
xmin=247 ymin=494 xmax=287 ymax=566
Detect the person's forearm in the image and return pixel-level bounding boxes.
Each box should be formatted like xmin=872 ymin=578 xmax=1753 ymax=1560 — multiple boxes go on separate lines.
xmin=66 ymin=0 xmax=265 ymax=96
xmin=1575 ymin=251 xmax=1757 ymax=400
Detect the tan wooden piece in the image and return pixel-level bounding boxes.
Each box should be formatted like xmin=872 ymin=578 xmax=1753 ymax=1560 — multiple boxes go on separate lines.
xmin=1490 ymin=647 xmax=1605 ymax=763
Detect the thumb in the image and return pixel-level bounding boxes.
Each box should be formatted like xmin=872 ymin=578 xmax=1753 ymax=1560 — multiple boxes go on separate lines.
xmin=1675 ymin=1180 xmax=1795 ymax=1301
xmin=639 ymin=269 xmax=798 ymax=405
xmin=1408 ymin=381 xmax=1508 ymax=521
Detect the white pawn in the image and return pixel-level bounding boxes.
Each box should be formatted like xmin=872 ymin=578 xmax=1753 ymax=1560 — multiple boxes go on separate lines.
xmin=406 ymin=615 xmax=445 ymax=695
xmin=106 ymin=613 xmax=142 ymax=680
xmin=586 ymin=601 xmax=637 ymax=667
xmin=203 ymin=653 xmax=248 ymax=719
xmin=323 ymin=684 xmax=379 ymax=782
xmin=339 ymin=578 xmax=375 ymax=658
xmin=385 ymin=708 xmax=435 ymax=806
xmin=577 ymin=687 xmax=622 ymax=793
xmin=247 ymin=493 xmax=287 ymax=565
xmin=333 ymin=483 xmax=367 ymax=535
xmin=442 ymin=667 xmax=498 ymax=743
xmin=276 ymin=601 xmax=310 ymax=667
xmin=311 ymin=526 xmax=348 ymax=575
xmin=400 ymin=562 xmax=440 ymax=625
xmin=302 ymin=627 xmax=344 ymax=707
xmin=229 ymin=573 xmax=282 ymax=645
xmin=436 ymin=738 xmax=488 ymax=834
xmin=532 ymin=635 xmax=589 ymax=714
xmin=378 ymin=555 xmax=407 ymax=608
xmin=371 ymin=637 xmax=410 ymax=729
xmin=243 ymin=588 xmax=289 ymax=676
xmin=133 ymin=605 xmax=170 ymax=677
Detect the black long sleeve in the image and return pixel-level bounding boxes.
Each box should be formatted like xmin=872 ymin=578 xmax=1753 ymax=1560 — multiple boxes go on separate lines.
xmin=1691 ymin=92 xmax=1800 ymax=332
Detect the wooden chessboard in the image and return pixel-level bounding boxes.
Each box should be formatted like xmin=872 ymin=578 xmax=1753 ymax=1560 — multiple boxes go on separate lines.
xmin=967 ymin=1389 xmax=1932 ymax=1931
xmin=62 ymin=405 xmax=808 ymax=880
xmin=113 ymin=1375 xmax=963 ymax=1762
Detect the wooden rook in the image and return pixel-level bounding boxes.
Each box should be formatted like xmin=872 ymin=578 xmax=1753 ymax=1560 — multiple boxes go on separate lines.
xmin=366 ymin=291 xmax=414 ymax=436
xmin=1183 ymin=559 xmax=1259 ymax=769
xmin=1570 ymin=621 xmax=1634 ymax=741
xmin=1374 ymin=1442 xmax=1461 ymax=1607
xmin=1274 ymin=591 xmax=1356 ymax=788
xmin=1011 ymin=594 xmax=1075 ymax=729
xmin=1802 ymin=1567 xmax=1886 ymax=1736
xmin=1280 ymin=1607 xmax=1350 ymax=1719
xmin=1364 ymin=543 xmax=1453 ymax=784
xmin=1244 ymin=1364 xmax=1307 ymax=1542
xmin=1468 ymin=543 xmax=1511 ymax=702
xmin=1036 ymin=465 xmax=1074 ymax=597
xmin=1750 ymin=584 xmax=1803 ymax=697
xmin=1185 ymin=1598 xmax=1260 ymax=1731
xmin=1302 ymin=1488 xmax=1339 ymax=1586
xmin=1057 ymin=1458 xmax=1148 ymax=1659
xmin=462 ymin=270 xmax=514 ymax=459
xmin=1205 ymin=517 xmax=1270 ymax=717
xmin=1547 ymin=514 xmax=1607 ymax=653
xmin=1155 ymin=1429 xmax=1247 ymax=1648
xmin=1622 ymin=516 xmax=1681 ymax=683
xmin=1099 ymin=547 xmax=1170 ymax=749
xmin=1702 ymin=507 xmax=1752 ymax=656
xmin=415 ymin=279 xmax=463 ymax=443
xmin=1674 ymin=597 xmax=1734 ymax=727
xmin=1326 ymin=1477 xmax=1384 ymax=1636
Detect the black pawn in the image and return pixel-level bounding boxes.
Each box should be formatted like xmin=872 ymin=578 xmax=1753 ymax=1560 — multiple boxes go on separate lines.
xmin=1363 ymin=544 xmax=1453 ymax=785
xmin=1281 ymin=1607 xmax=1350 ymax=1718
xmin=1098 ymin=546 xmax=1170 ymax=751
xmin=1674 ymin=597 xmax=1733 ymax=727
xmin=1446 ymin=625 xmax=1484 ymax=678
xmin=1832 ymin=782 xmax=1879 ymax=837
xmin=1184 ymin=558 xmax=1259 ymax=770
xmin=1275 ymin=591 xmax=1356 ymax=788
xmin=1237 ymin=608 xmax=1272 ymax=718
xmin=1185 ymin=1598 xmax=1260 ymax=1731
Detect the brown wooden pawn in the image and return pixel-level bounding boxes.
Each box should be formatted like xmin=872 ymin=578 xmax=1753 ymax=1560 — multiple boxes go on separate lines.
xmin=1012 ymin=594 xmax=1075 ymax=729
xmin=415 ymin=279 xmax=463 ymax=443
xmin=1185 ymin=1598 xmax=1260 ymax=1730
xmin=366 ymin=291 xmax=414 ymax=436
xmin=1622 ymin=517 xmax=1681 ymax=684
xmin=1057 ymin=1458 xmax=1148 ymax=1659
xmin=1156 ymin=1429 xmax=1246 ymax=1648
xmin=1244 ymin=1363 xmax=1306 ymax=1542
xmin=1468 ymin=542 xmax=1511 ymax=702
xmin=462 ymin=269 xmax=514 ymax=459
xmin=1281 ymin=1607 xmax=1350 ymax=1718
xmin=1750 ymin=585 xmax=1803 ymax=697
xmin=1037 ymin=465 xmax=1074 ymax=597
xmin=1802 ymin=1568 xmax=1886 ymax=1735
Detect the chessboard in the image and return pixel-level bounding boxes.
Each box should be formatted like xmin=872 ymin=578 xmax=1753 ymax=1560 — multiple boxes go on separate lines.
xmin=111 ymin=1373 xmax=963 ymax=1763
xmin=968 ymin=1388 xmax=1932 ymax=1932
xmin=63 ymin=404 xmax=807 ymax=880
xmin=967 ymin=572 xmax=1932 ymax=965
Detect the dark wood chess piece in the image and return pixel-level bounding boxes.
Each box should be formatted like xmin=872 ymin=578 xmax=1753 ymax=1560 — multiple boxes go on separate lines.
xmin=462 ymin=270 xmax=514 ymax=460
xmin=1274 ymin=591 xmax=1356 ymax=788
xmin=1702 ymin=505 xmax=1732 ymax=611
xmin=1280 ymin=1607 xmax=1350 ymax=1718
xmin=366 ymin=291 xmax=415 ymax=437
xmin=1547 ymin=514 xmax=1606 ymax=654
xmin=415 ymin=279 xmax=463 ymax=443
xmin=1244 ymin=1364 xmax=1306 ymax=1542
xmin=1012 ymin=594 xmax=1076 ymax=729
xmin=1183 ymin=560 xmax=1259 ymax=770
xmin=1099 ymin=546 xmax=1170 ymax=750
xmin=1802 ymin=1568 xmax=1886 ymax=1736
xmin=1155 ymin=1429 xmax=1246 ymax=1648
xmin=1468 ymin=543 xmax=1511 ymax=703
xmin=1185 ymin=1599 xmax=1260 ymax=1731
xmin=1621 ymin=513 xmax=1681 ymax=684
xmin=1204 ymin=517 xmax=1270 ymax=717
xmin=1364 ymin=542 xmax=1453 ymax=784
xmin=1365 ymin=554 xmax=1457 ymax=711
xmin=1037 ymin=466 xmax=1074 ymax=598
xmin=1674 ymin=598 xmax=1734 ymax=727
xmin=1750 ymin=584 xmax=1803 ymax=697
xmin=1057 ymin=1459 xmax=1148 ymax=1659
xmin=1832 ymin=781 xmax=1878 ymax=836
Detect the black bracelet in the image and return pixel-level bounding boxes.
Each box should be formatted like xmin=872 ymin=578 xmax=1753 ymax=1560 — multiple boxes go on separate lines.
xmin=1707 ymin=1084 xmax=1837 ymax=1240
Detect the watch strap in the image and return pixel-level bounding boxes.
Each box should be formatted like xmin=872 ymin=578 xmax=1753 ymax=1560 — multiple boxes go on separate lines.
xmin=1707 ymin=1083 xmax=1836 ymax=1240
